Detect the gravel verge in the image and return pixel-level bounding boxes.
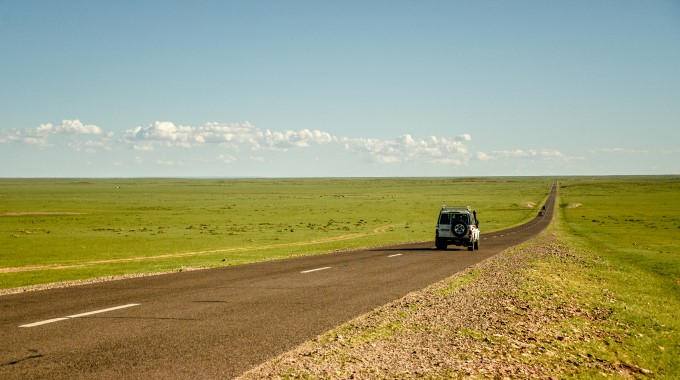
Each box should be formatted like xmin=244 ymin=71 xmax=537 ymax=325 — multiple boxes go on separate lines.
xmin=0 ymin=270 xmax=198 ymax=296
xmin=239 ymin=227 xmax=624 ymax=379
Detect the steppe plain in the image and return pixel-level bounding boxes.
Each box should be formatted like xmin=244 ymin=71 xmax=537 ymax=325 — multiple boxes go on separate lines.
xmin=243 ymin=176 xmax=680 ymax=378
xmin=1 ymin=176 xmax=678 ymax=378
xmin=1 ymin=177 xmax=549 ymax=290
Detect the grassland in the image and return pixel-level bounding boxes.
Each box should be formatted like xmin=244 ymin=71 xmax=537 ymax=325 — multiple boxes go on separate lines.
xmin=3 ymin=176 xmax=679 ymax=376
xmin=554 ymin=176 xmax=680 ymax=376
xmin=240 ymin=176 xmax=680 ymax=378
xmin=0 ymin=177 xmax=552 ymax=289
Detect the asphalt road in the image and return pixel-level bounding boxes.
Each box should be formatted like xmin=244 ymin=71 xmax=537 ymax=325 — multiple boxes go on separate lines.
xmin=0 ymin=184 xmax=556 ymax=379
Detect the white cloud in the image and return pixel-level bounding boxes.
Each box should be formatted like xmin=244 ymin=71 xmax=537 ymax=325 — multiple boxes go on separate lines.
xmin=475 ymin=152 xmax=494 ymax=161
xmin=141 ymin=123 xmax=471 ymax=168
xmin=193 ymin=122 xmax=263 ymax=145
xmin=260 ymin=129 xmax=335 ymax=151
xmin=0 ymin=130 xmax=28 ymax=145
xmin=69 ymin=140 xmax=111 ymax=153
xmin=456 ymin=133 xmax=472 ymax=142
xmin=342 ymin=134 xmax=470 ymax=165
xmin=122 ymin=121 xmax=335 ymax=153
xmin=540 ymin=150 xmax=566 ymax=159
xmin=217 ymin=154 xmax=237 ymax=163
xmin=492 ymin=149 xmax=538 ymax=159
xmin=122 ymin=123 xmax=472 ymax=166
xmin=130 ymin=142 xmax=155 ymax=151
xmin=123 ymin=121 xmax=196 ymax=148
xmin=486 ymin=149 xmax=569 ymax=161
xmin=21 ymin=137 xmax=46 ymax=146
xmin=600 ymin=148 xmax=648 ymax=154
xmin=37 ymin=120 xmax=106 ymax=136
xmin=3 ymin=118 xmax=486 ymax=170
xmin=0 ymin=120 xmax=110 ymax=149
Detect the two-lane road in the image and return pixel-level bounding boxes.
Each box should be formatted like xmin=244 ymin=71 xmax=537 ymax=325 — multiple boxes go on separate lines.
xmin=1 ymin=184 xmax=556 ymax=379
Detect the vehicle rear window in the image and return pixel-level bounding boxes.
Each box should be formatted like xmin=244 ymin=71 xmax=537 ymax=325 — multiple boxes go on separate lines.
xmin=453 ymin=213 xmax=469 ymax=224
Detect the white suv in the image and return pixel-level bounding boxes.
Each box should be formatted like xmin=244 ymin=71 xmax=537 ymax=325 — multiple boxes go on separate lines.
xmin=435 ymin=206 xmax=480 ymax=251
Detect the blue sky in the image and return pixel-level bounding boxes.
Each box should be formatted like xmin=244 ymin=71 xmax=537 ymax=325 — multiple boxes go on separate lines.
xmin=1 ymin=1 xmax=679 ymax=177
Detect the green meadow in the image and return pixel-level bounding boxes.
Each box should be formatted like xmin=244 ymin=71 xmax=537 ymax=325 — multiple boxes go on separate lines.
xmin=0 ymin=177 xmax=552 ymax=289
xmin=550 ymin=176 xmax=680 ymax=376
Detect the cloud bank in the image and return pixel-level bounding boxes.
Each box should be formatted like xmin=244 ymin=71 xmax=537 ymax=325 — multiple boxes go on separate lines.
xmin=120 ymin=121 xmax=475 ymax=166
xmin=122 ymin=121 xmax=334 ymax=152
xmin=40 ymin=120 xmax=114 ymax=153
xmin=341 ymin=134 xmax=471 ymax=165
xmin=0 ymin=120 xmax=112 ymax=148
xmin=1 ymin=119 xmax=578 ymax=173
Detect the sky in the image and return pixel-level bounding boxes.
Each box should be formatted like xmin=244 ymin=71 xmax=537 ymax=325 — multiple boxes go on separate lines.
xmin=1 ymin=1 xmax=679 ymax=178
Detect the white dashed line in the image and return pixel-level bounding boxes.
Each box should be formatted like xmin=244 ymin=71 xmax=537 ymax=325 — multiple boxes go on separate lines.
xmin=20 ymin=317 xmax=70 ymax=327
xmin=20 ymin=303 xmax=140 ymax=328
xmin=387 ymin=254 xmax=402 ymax=258
xmin=300 ymin=266 xmax=331 ymax=274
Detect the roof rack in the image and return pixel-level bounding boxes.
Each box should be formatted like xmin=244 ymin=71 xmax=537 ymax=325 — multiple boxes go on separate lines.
xmin=440 ymin=206 xmax=471 ymax=212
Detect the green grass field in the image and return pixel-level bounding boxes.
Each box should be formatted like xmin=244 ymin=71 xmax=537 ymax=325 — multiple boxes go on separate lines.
xmin=0 ymin=177 xmax=552 ymax=289
xmin=552 ymin=176 xmax=680 ymax=377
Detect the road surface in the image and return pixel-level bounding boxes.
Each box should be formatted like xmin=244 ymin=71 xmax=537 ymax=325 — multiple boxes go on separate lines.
xmin=0 ymin=184 xmax=556 ymax=379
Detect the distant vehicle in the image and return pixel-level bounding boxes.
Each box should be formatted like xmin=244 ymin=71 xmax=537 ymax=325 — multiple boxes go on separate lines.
xmin=435 ymin=206 xmax=480 ymax=251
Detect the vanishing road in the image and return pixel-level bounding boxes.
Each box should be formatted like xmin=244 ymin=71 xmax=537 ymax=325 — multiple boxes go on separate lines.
xmin=1 ymin=184 xmax=556 ymax=379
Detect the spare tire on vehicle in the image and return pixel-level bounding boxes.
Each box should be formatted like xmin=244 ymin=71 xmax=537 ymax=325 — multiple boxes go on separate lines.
xmin=452 ymin=222 xmax=467 ymax=237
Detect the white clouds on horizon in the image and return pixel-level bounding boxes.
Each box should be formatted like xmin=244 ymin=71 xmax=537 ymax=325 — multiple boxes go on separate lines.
xmin=37 ymin=120 xmax=108 ymax=136
xmin=487 ymin=149 xmax=567 ymax=160
xmin=0 ymin=119 xmax=113 ymax=148
xmin=1 ymin=119 xmax=582 ymax=170
xmin=598 ymin=148 xmax=648 ymax=154
xmin=341 ymin=134 xmax=470 ymax=166
xmin=260 ymin=128 xmax=335 ymax=151
xmin=121 ymin=121 xmax=475 ymax=166
xmin=122 ymin=121 xmax=335 ymax=152
xmin=465 ymin=149 xmax=583 ymax=171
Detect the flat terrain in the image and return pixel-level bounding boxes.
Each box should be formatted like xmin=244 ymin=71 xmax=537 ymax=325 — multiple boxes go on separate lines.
xmin=1 ymin=178 xmax=552 ymax=289
xmin=243 ymin=176 xmax=680 ymax=379
xmin=0 ymin=185 xmax=556 ymax=379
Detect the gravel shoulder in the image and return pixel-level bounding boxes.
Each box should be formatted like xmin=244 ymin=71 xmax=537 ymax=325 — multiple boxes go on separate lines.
xmin=239 ymin=223 xmax=624 ymax=379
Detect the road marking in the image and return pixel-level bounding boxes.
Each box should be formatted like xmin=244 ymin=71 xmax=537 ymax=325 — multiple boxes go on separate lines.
xmin=20 ymin=303 xmax=140 ymax=328
xmin=20 ymin=317 xmax=70 ymax=327
xmin=300 ymin=266 xmax=331 ymax=274
xmin=387 ymin=254 xmax=402 ymax=258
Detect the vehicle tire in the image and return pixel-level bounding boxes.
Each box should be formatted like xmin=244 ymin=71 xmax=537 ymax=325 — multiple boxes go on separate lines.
xmin=435 ymin=238 xmax=446 ymax=250
xmin=474 ymin=240 xmax=479 ymax=250
xmin=452 ymin=223 xmax=467 ymax=237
